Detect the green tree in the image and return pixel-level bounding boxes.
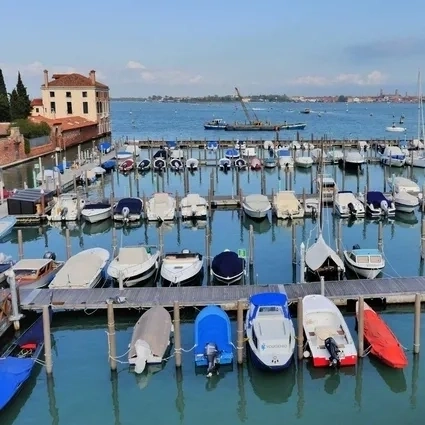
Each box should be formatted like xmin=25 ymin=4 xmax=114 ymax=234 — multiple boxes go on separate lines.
xmin=0 ymin=69 xmax=11 ymax=122
xmin=10 ymin=72 xmax=31 ymax=120
xmin=337 ymin=95 xmax=348 ymax=102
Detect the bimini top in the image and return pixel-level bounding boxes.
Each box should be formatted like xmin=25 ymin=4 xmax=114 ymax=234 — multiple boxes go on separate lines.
xmin=249 ymin=293 xmax=290 ymax=321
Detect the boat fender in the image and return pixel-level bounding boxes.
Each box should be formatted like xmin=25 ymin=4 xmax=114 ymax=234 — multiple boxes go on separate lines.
xmin=380 ymin=200 xmax=388 ymax=212
xmin=134 ymin=339 xmax=151 ymax=374
xmin=204 ymin=342 xmax=220 ymax=377
xmin=324 ymin=337 xmax=341 ymax=367
xmin=122 ymin=206 xmax=130 ymax=218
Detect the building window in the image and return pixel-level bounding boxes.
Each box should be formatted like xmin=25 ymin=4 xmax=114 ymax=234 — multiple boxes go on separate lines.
xmin=67 ymin=102 xmax=73 ymax=114
xmin=82 ymin=91 xmax=87 ymax=98
xmin=50 ymin=91 xmax=55 ymax=98
xmin=66 ymin=92 xmax=71 ymax=98
xmin=35 ymin=107 xmax=39 ymax=113
xmin=96 ymin=92 xmax=99 ymax=98
xmin=50 ymin=102 xmax=56 ymax=113
xmin=83 ymin=102 xmax=89 ymax=114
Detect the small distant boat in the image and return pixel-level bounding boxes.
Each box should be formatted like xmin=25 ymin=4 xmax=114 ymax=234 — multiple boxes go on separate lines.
xmin=170 ymin=158 xmax=183 ymax=171
xmin=101 ymin=160 xmax=116 ymax=172
xmin=204 ymin=118 xmax=227 ymax=130
xmin=300 ymin=108 xmax=311 ymax=114
xmin=211 ymin=249 xmax=245 ymax=284
xmin=119 ymin=159 xmax=135 ymax=173
xmin=362 ymin=191 xmax=395 ymax=217
xmin=13 ymin=253 xmax=63 ymax=289
xmin=356 ymin=301 xmax=408 ymax=369
xmin=0 ymin=216 xmax=16 ymax=239
xmin=186 ymin=158 xmax=199 ymax=171
xmin=98 ymin=142 xmax=113 ymax=154
xmin=116 ymin=151 xmax=133 ymax=160
xmin=0 ymin=307 xmax=52 ymax=410
xmin=386 ymin=123 xmax=406 ymax=133
xmin=113 ymin=197 xmax=143 ymax=222
xmin=153 ymin=158 xmax=166 ymax=172
xmin=225 ymin=148 xmax=240 ymax=159
xmin=49 ymin=193 xmax=85 ymax=222
xmin=91 ymin=166 xmax=106 ymax=176
xmin=280 ymin=122 xmax=306 ymax=130
xmin=206 ymin=141 xmax=219 ymax=150
xmin=272 ymin=191 xmax=304 ymax=219
xmin=242 ymin=194 xmax=271 ymax=219
xmin=327 ymin=150 xmax=344 ymax=164
xmin=49 ymin=247 xmax=110 ymax=289
xmin=194 ymin=305 xmax=233 ymax=376
xmin=264 ymin=157 xmax=277 ymax=168
xmin=343 ymin=246 xmax=385 ymax=279
xmin=245 ymin=293 xmax=295 ymax=370
xmin=334 ymin=191 xmax=365 ymax=218
xmin=128 ymin=306 xmax=173 ymax=373
xmin=161 ymin=249 xmax=203 ymax=286
xmin=250 ymin=157 xmax=262 ymax=170
xmin=138 ymin=159 xmax=151 ymax=172
xmin=234 ymin=158 xmax=247 ymax=170
xmin=295 ymin=156 xmax=313 ymax=168
xmin=107 ymin=246 xmax=159 ymax=287
xmin=146 ymin=193 xmax=176 ymax=221
xmin=81 ymin=202 xmax=111 ymax=223
xmin=180 ymin=193 xmax=207 ymax=219
xmin=303 ymin=294 xmax=357 ymax=368
xmin=219 ymin=158 xmax=231 ymax=171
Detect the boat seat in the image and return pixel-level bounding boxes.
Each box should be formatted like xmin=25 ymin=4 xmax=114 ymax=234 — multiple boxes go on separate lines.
xmin=315 ymin=326 xmax=336 ymax=341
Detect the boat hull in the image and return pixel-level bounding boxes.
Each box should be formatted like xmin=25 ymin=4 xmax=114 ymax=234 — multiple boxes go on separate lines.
xmin=118 ymin=264 xmax=157 ymax=287
xmin=81 ymin=208 xmax=111 ymax=223
xmin=161 ymin=265 xmax=203 ymax=286
xmin=344 ymin=261 xmax=383 ymax=279
xmin=394 ymin=201 xmax=419 ymax=214
xmin=243 ymin=205 xmax=269 ymax=219
xmin=295 ymin=158 xmax=313 ymax=168
xmin=247 ymin=346 xmax=293 ymax=371
xmin=204 ymin=125 xmax=226 ymax=130
xmin=212 ymin=270 xmax=244 ymax=285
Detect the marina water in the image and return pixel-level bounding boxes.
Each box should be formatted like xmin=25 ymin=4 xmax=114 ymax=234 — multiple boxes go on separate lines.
xmin=1 ymin=101 xmax=425 ymax=424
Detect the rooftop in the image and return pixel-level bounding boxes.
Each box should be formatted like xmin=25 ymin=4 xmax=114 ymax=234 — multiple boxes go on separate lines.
xmin=31 ymin=98 xmax=43 ymax=107
xmin=43 ymin=71 xmax=108 ymax=89
xmin=30 ymin=115 xmax=97 ymax=131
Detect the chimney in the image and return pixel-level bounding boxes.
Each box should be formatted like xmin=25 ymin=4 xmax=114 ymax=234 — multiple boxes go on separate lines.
xmin=89 ymin=70 xmax=96 ymax=85
xmin=44 ymin=69 xmax=49 ymax=87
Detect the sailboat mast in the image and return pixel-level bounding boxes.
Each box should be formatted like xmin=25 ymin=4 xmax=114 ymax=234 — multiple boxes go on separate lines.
xmin=318 ymin=140 xmax=324 ymax=234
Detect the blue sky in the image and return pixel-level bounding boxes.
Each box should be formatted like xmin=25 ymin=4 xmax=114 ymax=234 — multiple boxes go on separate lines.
xmin=1 ymin=0 xmax=425 ymax=97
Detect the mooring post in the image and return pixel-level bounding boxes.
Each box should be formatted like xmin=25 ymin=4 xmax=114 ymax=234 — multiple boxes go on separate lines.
xmin=297 ymin=297 xmax=304 ymax=360
xmin=43 ymin=305 xmax=53 ymax=374
xmin=17 ymin=229 xmax=24 ymax=260
xmin=320 ymin=275 xmax=325 ymax=296
xmin=302 ymin=187 xmax=306 ymax=211
xmin=421 ymin=219 xmax=425 ymax=260
xmin=65 ymin=228 xmax=71 ymax=260
xmin=414 ymin=293 xmax=421 ymax=354
xmin=6 ymin=270 xmax=23 ymax=330
xmin=237 ymin=300 xmax=244 ymax=365
xmin=422 ymin=184 xmax=425 ymax=214
xmin=118 ymin=272 xmax=124 ymax=291
xmin=337 ymin=219 xmax=343 ymax=258
xmin=299 ymin=242 xmax=305 ymax=284
xmin=111 ymin=225 xmax=117 ymax=257
xmin=158 ymin=225 xmax=164 ymax=259
xmin=357 ymin=296 xmax=365 ymax=357
xmin=205 ymin=227 xmax=211 ymax=269
xmin=291 ymin=223 xmax=296 ymax=265
xmin=107 ymin=302 xmax=117 ymax=371
xmin=248 ymin=225 xmax=254 ymax=267
xmin=378 ymin=220 xmax=383 ymax=252
xmin=173 ymin=301 xmax=182 ymax=368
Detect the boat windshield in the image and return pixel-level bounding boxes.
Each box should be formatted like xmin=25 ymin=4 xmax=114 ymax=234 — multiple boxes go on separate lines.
xmin=258 ymin=306 xmax=281 ymax=315
xmin=369 ymin=255 xmax=382 ymax=263
xmin=14 ymin=269 xmax=38 ymax=278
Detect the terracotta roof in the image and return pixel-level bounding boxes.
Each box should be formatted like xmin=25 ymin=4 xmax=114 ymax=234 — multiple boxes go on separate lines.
xmin=30 ymin=116 xmax=97 ymax=132
xmin=31 ymin=98 xmax=43 ymax=107
xmin=0 ymin=123 xmax=10 ymax=136
xmin=45 ymin=73 xmax=108 ymax=89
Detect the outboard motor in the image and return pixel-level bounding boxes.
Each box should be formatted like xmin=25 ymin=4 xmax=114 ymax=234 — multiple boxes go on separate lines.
xmin=223 ymin=163 xmax=229 ymax=173
xmin=122 ymin=206 xmax=130 ymax=222
xmin=43 ymin=251 xmax=56 ymax=261
xmin=347 ymin=202 xmax=355 ymax=215
xmin=204 ymin=342 xmax=219 ymax=377
xmin=380 ymin=200 xmax=388 ymax=215
xmin=325 ymin=337 xmax=341 ymax=368
xmin=60 ymin=207 xmax=68 ymax=220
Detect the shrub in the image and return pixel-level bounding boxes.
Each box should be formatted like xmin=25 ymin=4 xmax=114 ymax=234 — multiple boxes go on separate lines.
xmin=13 ymin=118 xmax=51 ymax=139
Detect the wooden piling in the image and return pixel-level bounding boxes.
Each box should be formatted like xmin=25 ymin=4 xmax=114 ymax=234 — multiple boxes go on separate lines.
xmin=248 ymin=225 xmax=254 ymax=267
xmin=414 ymin=293 xmax=421 ymax=354
xmin=357 ymin=296 xmax=364 ymax=357
xmin=205 ymin=227 xmax=211 ymax=269
xmin=378 ymin=221 xmax=383 ymax=252
xmin=107 ymin=302 xmax=117 ymax=371
xmin=421 ymin=219 xmax=425 ymax=260
xmin=237 ymin=300 xmax=244 ymax=365
xmin=43 ymin=305 xmax=53 ymax=374
xmin=173 ymin=301 xmax=182 ymax=368
xmin=65 ymin=228 xmax=71 ymax=259
xmin=291 ymin=223 xmax=296 ymax=265
xmin=297 ymin=297 xmax=304 ymax=360
xmin=18 ymin=229 xmax=24 ymax=260
xmin=111 ymin=225 xmax=117 ymax=257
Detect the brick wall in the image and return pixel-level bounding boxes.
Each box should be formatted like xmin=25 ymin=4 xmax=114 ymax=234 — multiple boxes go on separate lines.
xmin=56 ymin=125 xmax=99 ymax=150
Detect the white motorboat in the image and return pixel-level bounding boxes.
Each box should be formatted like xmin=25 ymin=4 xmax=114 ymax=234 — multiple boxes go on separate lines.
xmin=49 ymin=248 xmax=110 ymax=289
xmin=186 ymin=158 xmax=199 ymax=171
xmin=276 ymin=148 xmax=294 ymax=168
xmin=242 ymin=194 xmax=271 ymax=219
xmin=295 ymin=155 xmax=313 ymax=168
xmin=316 ymin=176 xmax=337 ymax=203
xmin=361 ymin=191 xmax=396 ymax=217
xmin=49 ymin=193 xmax=85 ymax=222
xmin=289 ymin=140 xmax=301 ymax=150
xmin=113 ymin=198 xmax=143 ymax=222
xmin=380 ymin=146 xmax=406 ymax=167
xmin=160 ymin=249 xmax=203 ymax=286
xmin=343 ymin=246 xmax=385 ymax=279
xmin=340 ymin=151 xmax=365 ymax=169
xmin=302 ymin=142 xmax=315 ymax=151
xmin=305 ymin=233 xmax=345 ymax=281
xmin=146 ymin=193 xmax=176 ymax=221
xmin=107 ymin=246 xmax=159 ymax=287
xmin=310 ymin=148 xmax=322 ymax=163
xmin=219 ymin=158 xmax=231 ymax=171
xmin=387 ymin=176 xmax=420 ymax=195
xmin=180 ymin=193 xmax=207 ymax=219
xmin=406 ymin=151 xmax=425 ymax=168
xmin=327 ymin=150 xmax=344 ymax=164
xmin=128 ymin=306 xmax=173 ymax=373
xmin=171 ymin=149 xmax=184 ymax=159
xmin=302 ymin=295 xmax=357 ymax=368
xmin=245 ymin=293 xmax=295 ymax=371
xmin=81 ymin=202 xmax=111 ymax=223
xmin=386 ymin=124 xmax=406 ymax=133
xmin=393 ymin=191 xmax=419 ymax=213
xmin=272 ymin=191 xmax=304 ymax=219
xmin=334 ymin=191 xmax=365 ymax=218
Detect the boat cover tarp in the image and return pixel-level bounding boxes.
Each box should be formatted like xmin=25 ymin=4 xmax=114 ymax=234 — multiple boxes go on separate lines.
xmin=211 ymin=251 xmax=244 ymax=278
xmin=0 ymin=263 xmax=11 ymax=273
xmin=83 ymin=202 xmax=110 ymax=210
xmin=153 ymin=149 xmax=167 ymax=158
xmin=114 ymin=198 xmax=143 ymax=214
xmin=194 ymin=305 xmax=232 ymax=356
xmin=98 ymin=142 xmax=112 ymax=153
xmin=0 ymin=357 xmax=34 ymax=409
xmin=139 ymin=159 xmax=150 ymax=167
xmin=101 ymin=160 xmax=116 ymax=170
xmin=305 ymin=234 xmax=344 ymax=272
xmin=244 ymin=194 xmax=270 ymax=211
xmin=367 ymin=191 xmax=388 ymax=208
xmin=207 ymin=141 xmax=218 ymax=147
xmin=225 ymin=148 xmax=239 ymax=156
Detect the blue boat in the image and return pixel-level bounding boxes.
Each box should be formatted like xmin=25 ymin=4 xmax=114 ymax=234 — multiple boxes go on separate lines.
xmin=0 ymin=307 xmax=52 ymax=410
xmin=245 ymin=293 xmax=295 ymax=371
xmin=225 ymin=148 xmax=240 ymax=159
xmin=55 ymin=162 xmax=71 ymax=173
xmin=0 ymin=216 xmax=16 ymax=240
xmin=206 ymin=141 xmax=219 ymax=150
xmin=194 ymin=305 xmax=233 ymax=376
xmin=153 ymin=149 xmax=167 ymax=159
xmin=365 ymin=191 xmax=396 ymax=217
xmin=204 ymin=119 xmax=227 ymax=130
xmin=98 ymin=142 xmax=113 ymax=154
xmin=166 ymin=140 xmax=176 ymax=150
xmin=101 ymin=160 xmax=116 ymax=172
xmin=211 ymin=249 xmax=245 ymax=284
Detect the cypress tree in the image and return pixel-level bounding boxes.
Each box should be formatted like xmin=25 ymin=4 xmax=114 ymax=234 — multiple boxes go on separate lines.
xmin=9 ymin=89 xmax=20 ymax=121
xmin=0 ymin=69 xmax=11 ymax=122
xmin=11 ymin=72 xmax=32 ymax=120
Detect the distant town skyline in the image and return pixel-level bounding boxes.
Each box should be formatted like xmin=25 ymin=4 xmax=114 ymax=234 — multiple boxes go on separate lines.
xmin=1 ymin=0 xmax=425 ymax=98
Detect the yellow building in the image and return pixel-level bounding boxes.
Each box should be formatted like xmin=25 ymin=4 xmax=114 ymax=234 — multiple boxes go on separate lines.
xmin=31 ymin=70 xmax=110 ymax=136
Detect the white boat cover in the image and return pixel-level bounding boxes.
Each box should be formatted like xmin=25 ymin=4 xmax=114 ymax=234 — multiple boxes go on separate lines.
xmin=244 ymin=194 xmax=270 ymax=211
xmin=273 ymin=191 xmax=299 ymax=211
xmin=305 ymin=234 xmax=344 ymax=272
xmin=389 ymin=176 xmax=420 ymax=193
xmin=394 ymin=191 xmax=419 ymax=207
xmin=344 ymin=151 xmax=364 ymax=164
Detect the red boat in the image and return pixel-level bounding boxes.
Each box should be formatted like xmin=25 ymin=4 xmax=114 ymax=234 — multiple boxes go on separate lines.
xmin=250 ymin=157 xmax=262 ymax=170
xmin=356 ymin=301 xmax=408 ymax=369
xmin=119 ymin=159 xmax=135 ymax=173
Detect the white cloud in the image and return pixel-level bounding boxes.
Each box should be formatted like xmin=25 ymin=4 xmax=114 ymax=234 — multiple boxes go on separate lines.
xmin=126 ymin=61 xmax=146 ymax=70
xmin=289 ymin=70 xmax=387 ymax=87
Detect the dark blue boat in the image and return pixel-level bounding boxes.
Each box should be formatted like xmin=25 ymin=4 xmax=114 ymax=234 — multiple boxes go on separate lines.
xmin=101 ymin=160 xmax=116 ymax=172
xmin=211 ymin=250 xmax=245 ymax=285
xmin=113 ymin=197 xmax=143 ymax=222
xmin=0 ymin=308 xmax=52 ymax=410
xmin=153 ymin=149 xmax=167 ymax=159
xmin=98 ymin=142 xmax=113 ymax=154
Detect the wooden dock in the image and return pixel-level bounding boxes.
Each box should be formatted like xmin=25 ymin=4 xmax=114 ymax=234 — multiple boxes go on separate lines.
xmin=16 ymin=276 xmax=425 ymax=312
